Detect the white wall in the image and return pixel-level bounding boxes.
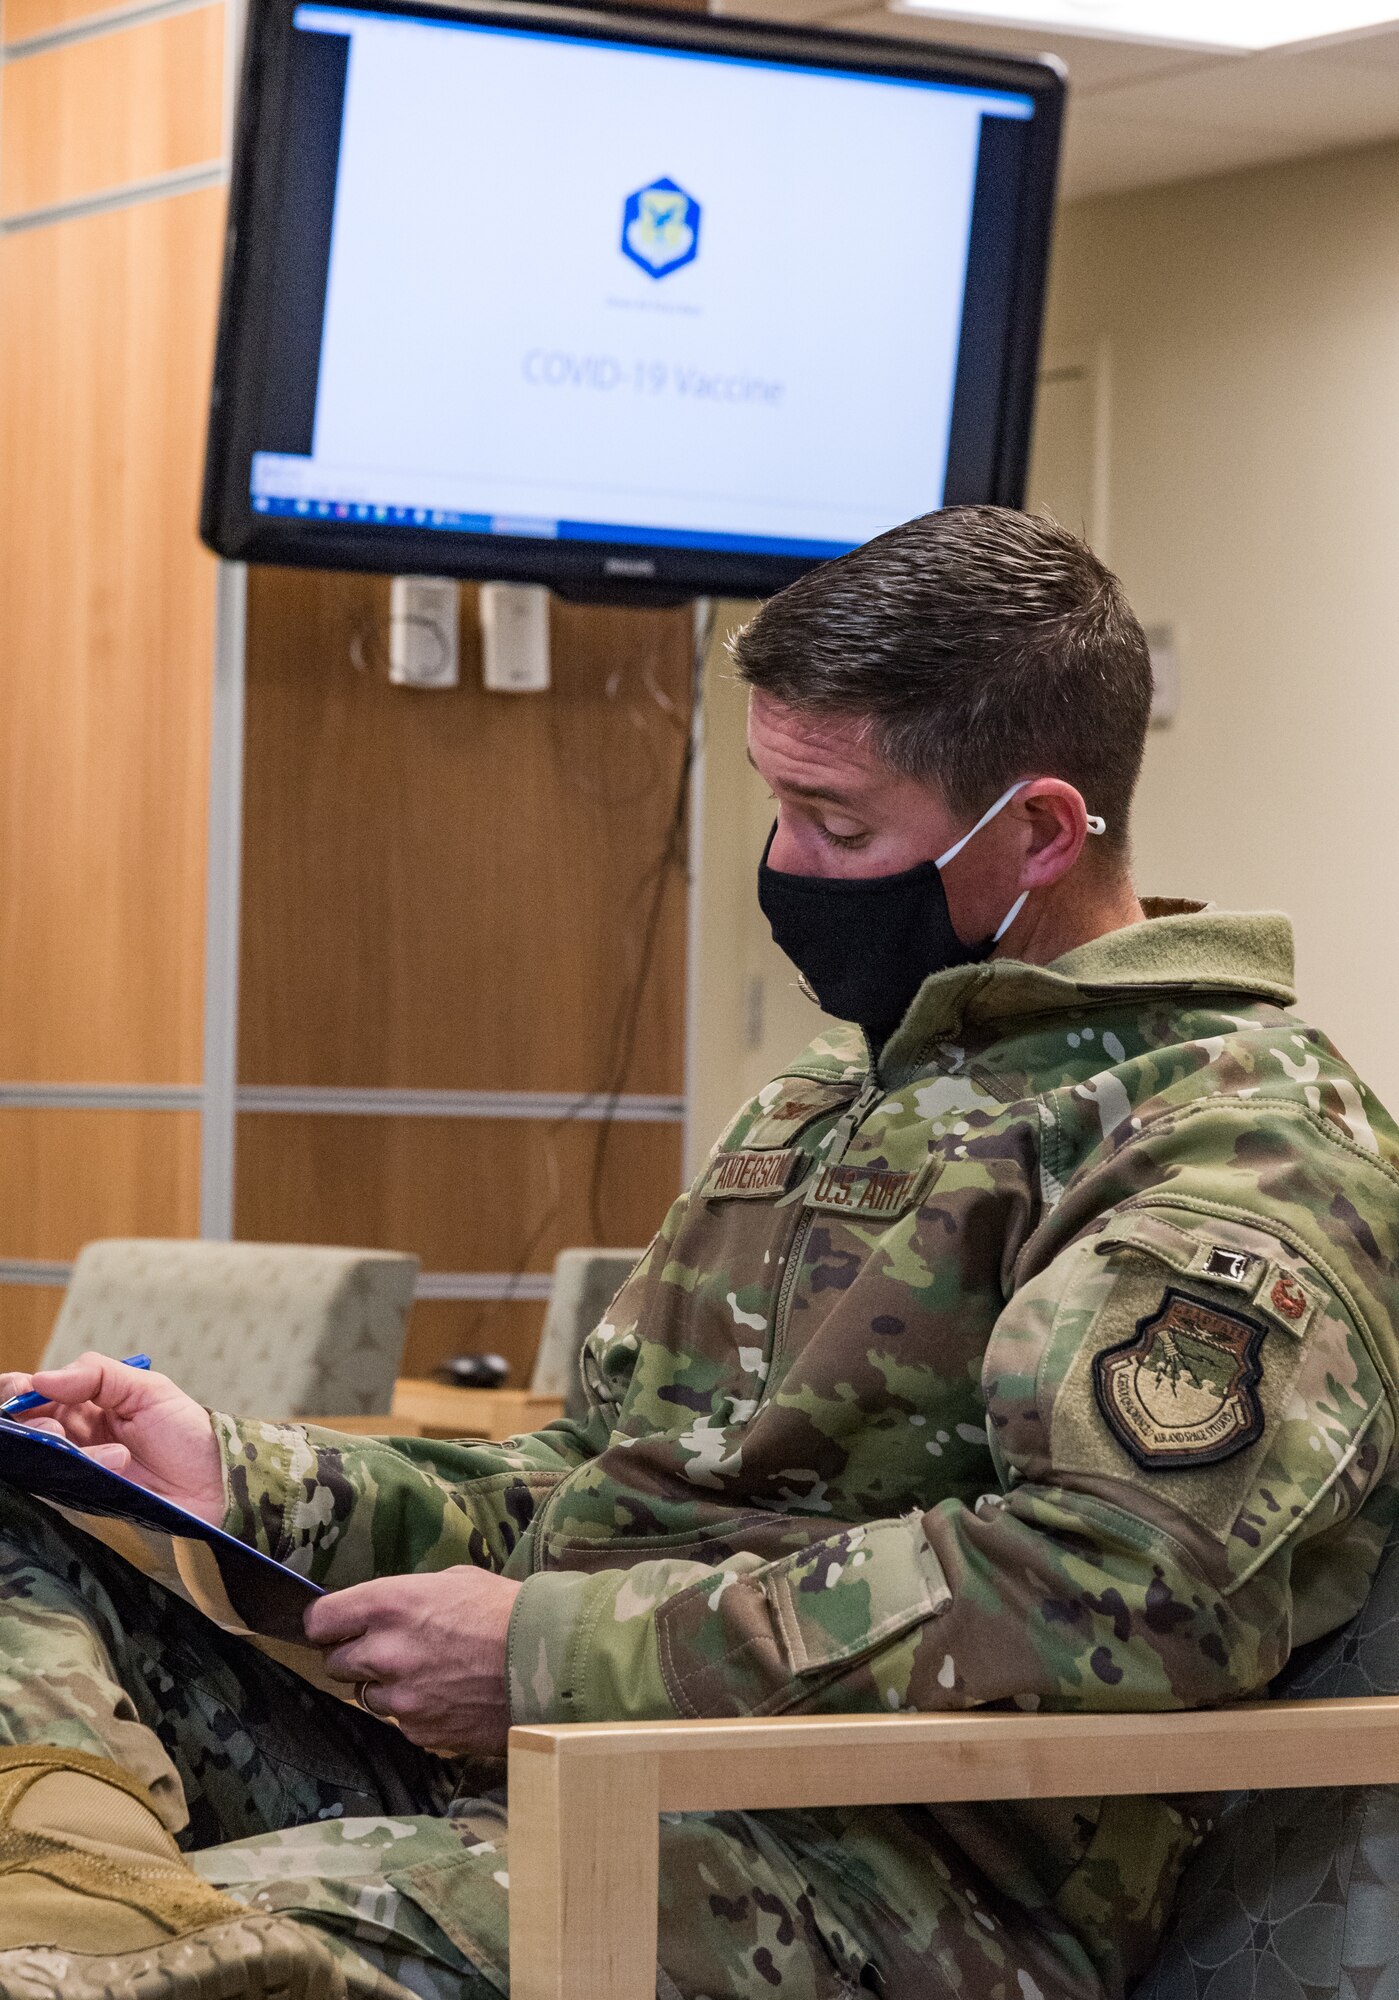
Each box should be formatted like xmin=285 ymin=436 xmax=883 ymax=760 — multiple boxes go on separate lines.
xmin=689 ymin=134 xmax=1399 ymax=1166
xmin=1042 ymin=138 xmax=1399 ymax=1108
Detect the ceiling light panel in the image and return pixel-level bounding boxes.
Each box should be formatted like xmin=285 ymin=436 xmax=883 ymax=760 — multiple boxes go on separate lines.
xmin=893 ymin=1 xmax=1399 ymax=54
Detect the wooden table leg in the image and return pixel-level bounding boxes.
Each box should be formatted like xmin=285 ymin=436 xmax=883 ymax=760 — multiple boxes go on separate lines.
xmin=509 ymin=1735 xmax=661 ymax=2000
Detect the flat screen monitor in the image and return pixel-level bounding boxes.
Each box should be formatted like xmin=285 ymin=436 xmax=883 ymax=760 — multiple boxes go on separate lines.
xmin=202 ymin=0 xmax=1064 ymax=600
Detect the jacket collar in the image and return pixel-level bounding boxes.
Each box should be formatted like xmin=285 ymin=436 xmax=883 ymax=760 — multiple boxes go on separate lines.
xmin=878 ymin=900 xmax=1297 ymax=1072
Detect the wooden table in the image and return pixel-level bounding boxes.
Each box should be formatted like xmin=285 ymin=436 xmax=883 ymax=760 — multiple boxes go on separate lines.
xmin=273 ymin=1376 xmax=563 ymax=1440
xmin=392 ymin=1378 xmax=565 ymax=1439
xmin=296 ymin=1380 xmax=566 ymax=1441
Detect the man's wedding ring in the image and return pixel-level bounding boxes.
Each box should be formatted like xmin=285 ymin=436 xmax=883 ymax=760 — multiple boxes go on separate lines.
xmin=354 ymin=1679 xmax=380 ymax=1717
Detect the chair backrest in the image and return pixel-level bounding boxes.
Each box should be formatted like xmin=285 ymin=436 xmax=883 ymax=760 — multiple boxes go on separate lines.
xmin=43 ymin=1239 xmax=419 ymax=1418
xmin=530 ymin=1248 xmax=642 ymax=1417
xmin=1136 ymin=1506 xmax=1399 ymax=2000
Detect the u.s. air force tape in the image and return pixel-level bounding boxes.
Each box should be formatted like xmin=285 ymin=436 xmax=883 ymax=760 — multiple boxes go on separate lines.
xmin=803 ymin=1160 xmax=936 ymax=1221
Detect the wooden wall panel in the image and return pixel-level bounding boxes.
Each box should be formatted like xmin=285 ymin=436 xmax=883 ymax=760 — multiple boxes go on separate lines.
xmin=0 ymin=1109 xmax=201 ymax=1262
xmin=240 ymin=571 xmax=691 ymax=1096
xmin=236 ymin=1113 xmax=678 ymax=1386
xmin=2 ymin=0 xmax=137 ymax=48
xmin=236 ymin=0 xmax=701 ymax=1392
xmin=0 ymin=1287 xmax=66 ymax=1378
xmin=234 ymin=1114 xmax=679 ymax=1274
xmin=402 ymin=1300 xmax=548 ymax=1387
xmin=0 ymin=6 xmax=224 ymax=217
xmin=0 ymin=187 xmax=222 ymax=1084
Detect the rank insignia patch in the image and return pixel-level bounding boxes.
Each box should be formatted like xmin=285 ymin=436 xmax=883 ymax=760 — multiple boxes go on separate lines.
xmin=1093 ymin=1288 xmax=1267 ymax=1470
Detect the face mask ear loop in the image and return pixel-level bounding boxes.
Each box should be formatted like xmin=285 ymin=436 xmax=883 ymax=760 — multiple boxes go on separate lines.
xmin=935 ymin=780 xmax=1029 ymax=871
xmin=991 ymin=810 xmax=1107 ymax=949
xmin=992 ymin=890 xmax=1029 ymax=945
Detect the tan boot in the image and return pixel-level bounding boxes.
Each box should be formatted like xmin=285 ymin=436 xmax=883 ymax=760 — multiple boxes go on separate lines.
xmin=0 ymin=1745 xmax=344 ymax=1999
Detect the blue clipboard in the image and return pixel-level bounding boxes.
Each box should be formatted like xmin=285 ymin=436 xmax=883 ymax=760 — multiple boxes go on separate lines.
xmin=0 ymin=1416 xmax=322 ymax=1644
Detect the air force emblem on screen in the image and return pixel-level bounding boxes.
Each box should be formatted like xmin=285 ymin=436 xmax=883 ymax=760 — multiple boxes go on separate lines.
xmin=621 ymin=178 xmax=700 ymax=279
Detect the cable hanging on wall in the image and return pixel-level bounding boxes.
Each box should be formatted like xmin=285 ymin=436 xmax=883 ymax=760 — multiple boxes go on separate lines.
xmin=453 ymin=599 xmax=714 ymax=1368
xmin=586 ymin=599 xmax=713 ymax=1244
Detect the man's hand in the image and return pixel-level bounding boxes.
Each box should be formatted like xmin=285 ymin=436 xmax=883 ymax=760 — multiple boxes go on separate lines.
xmin=304 ymin=1568 xmax=522 ymax=1756
xmin=0 ymin=1351 xmax=225 ymax=1523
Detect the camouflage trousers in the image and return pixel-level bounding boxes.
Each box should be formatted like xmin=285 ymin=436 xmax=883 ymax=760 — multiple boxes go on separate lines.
xmin=0 ymin=1492 xmax=1107 ymax=2000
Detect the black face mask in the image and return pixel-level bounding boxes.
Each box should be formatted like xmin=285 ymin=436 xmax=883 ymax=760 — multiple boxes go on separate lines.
xmin=757 ymin=783 xmax=1031 ymax=1048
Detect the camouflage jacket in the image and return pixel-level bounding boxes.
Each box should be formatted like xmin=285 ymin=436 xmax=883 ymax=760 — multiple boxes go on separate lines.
xmin=216 ymin=902 xmax=1399 ymax=1979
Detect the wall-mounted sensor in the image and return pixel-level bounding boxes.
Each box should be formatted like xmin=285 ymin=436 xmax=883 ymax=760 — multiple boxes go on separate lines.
xmin=480 ymin=584 xmax=551 ymax=692
xmin=389 ymin=576 xmax=460 ymax=688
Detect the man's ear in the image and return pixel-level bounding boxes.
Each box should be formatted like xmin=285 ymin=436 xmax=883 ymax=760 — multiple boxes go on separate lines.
xmin=1014 ymin=779 xmax=1091 ymax=890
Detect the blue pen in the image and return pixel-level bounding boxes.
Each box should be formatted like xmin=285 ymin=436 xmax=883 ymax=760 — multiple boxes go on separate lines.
xmin=0 ymin=1352 xmax=153 ymax=1418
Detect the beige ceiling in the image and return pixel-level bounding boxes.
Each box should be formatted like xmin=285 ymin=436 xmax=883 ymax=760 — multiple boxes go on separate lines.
xmin=712 ymin=0 xmax=1399 ymax=197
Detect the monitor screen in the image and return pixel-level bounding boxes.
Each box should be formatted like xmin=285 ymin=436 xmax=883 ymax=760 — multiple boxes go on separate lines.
xmin=203 ymin=0 xmax=1063 ymax=600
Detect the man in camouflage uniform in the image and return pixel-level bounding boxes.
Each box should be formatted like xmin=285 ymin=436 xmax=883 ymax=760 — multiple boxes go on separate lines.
xmin=3 ymin=506 xmax=1398 ymax=2000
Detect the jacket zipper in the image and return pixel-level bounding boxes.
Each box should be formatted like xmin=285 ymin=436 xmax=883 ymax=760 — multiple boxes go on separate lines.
xmin=768 ymin=1063 xmax=884 ymax=1377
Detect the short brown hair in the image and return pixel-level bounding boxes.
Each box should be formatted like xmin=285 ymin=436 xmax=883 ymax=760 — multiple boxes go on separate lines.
xmin=731 ymin=506 xmax=1152 ymax=855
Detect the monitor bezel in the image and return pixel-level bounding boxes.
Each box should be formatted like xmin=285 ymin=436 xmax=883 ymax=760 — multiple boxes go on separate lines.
xmin=201 ymin=0 xmax=1065 ymax=602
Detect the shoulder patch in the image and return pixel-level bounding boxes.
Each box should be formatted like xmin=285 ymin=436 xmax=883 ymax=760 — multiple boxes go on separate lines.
xmin=1093 ymin=1288 xmax=1266 ymax=1470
